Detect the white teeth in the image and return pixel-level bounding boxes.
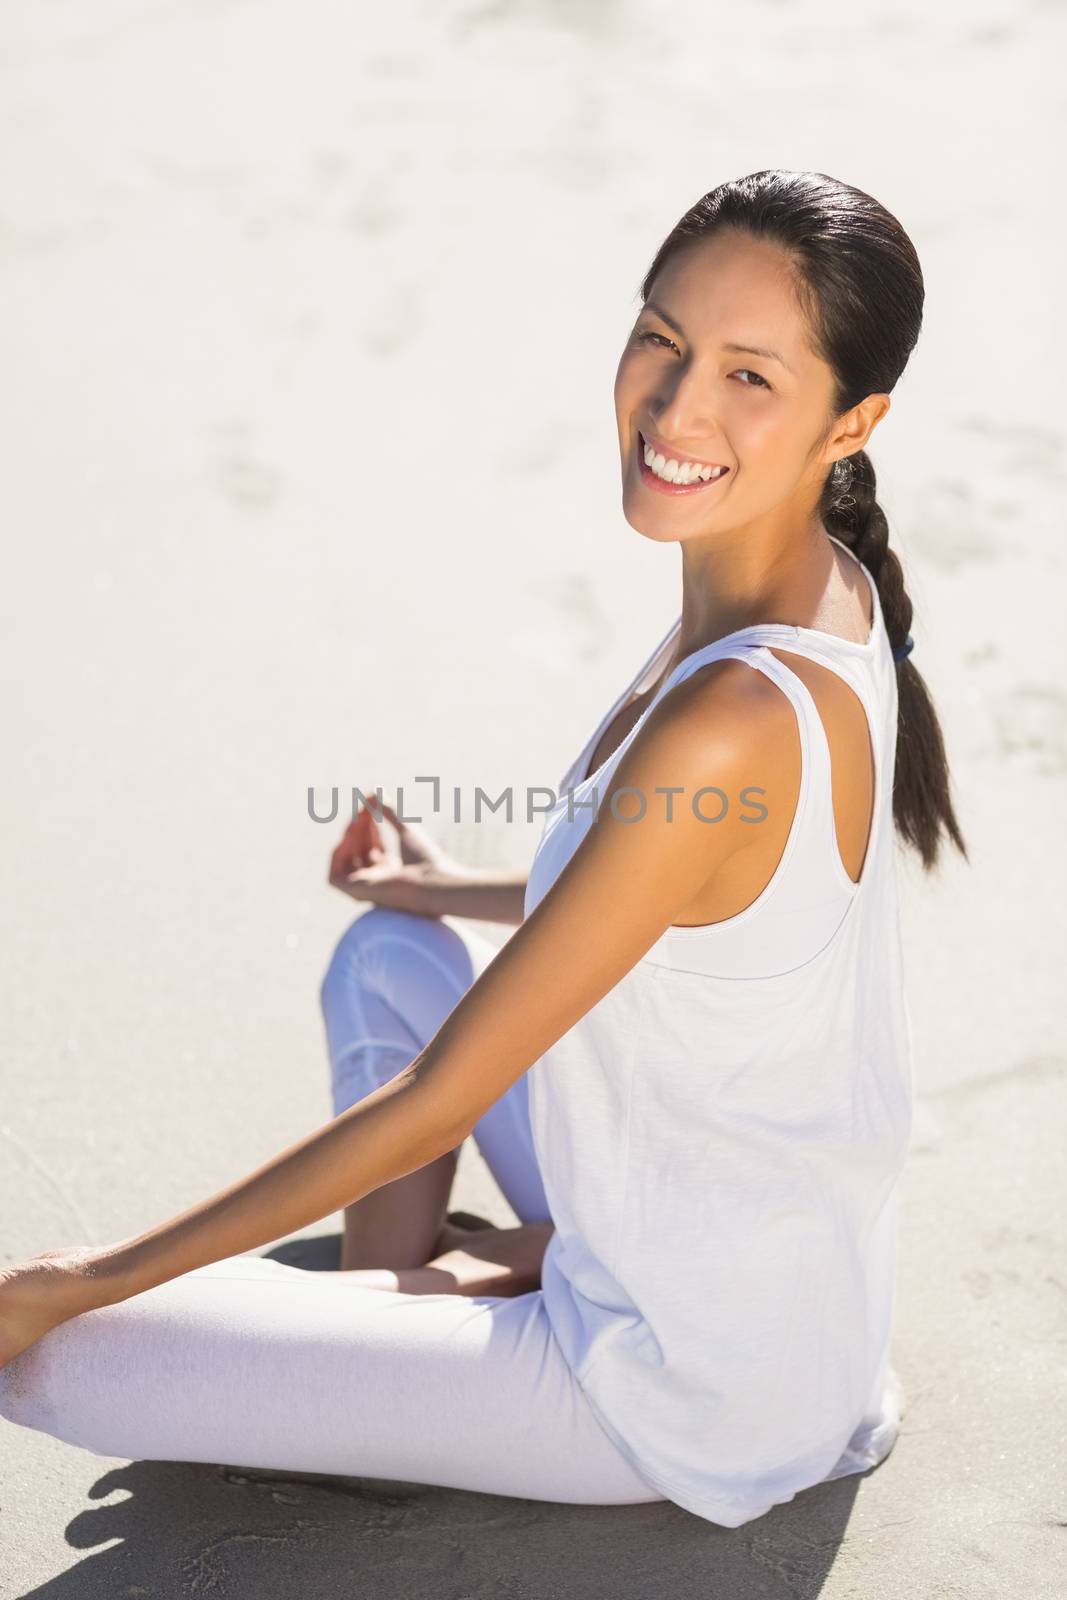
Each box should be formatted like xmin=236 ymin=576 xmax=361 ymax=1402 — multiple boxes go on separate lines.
xmin=642 ymin=437 xmax=727 ymax=485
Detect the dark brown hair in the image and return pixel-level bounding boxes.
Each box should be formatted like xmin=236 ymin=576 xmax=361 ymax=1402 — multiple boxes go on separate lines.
xmin=639 ymin=169 xmax=967 ymax=871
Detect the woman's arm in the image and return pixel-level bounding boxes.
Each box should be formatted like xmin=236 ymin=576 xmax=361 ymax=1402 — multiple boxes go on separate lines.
xmin=418 ymin=866 xmax=529 ymax=925
xmin=85 ymin=1069 xmax=465 ymax=1304
xmin=39 ymin=659 xmax=787 ymax=1320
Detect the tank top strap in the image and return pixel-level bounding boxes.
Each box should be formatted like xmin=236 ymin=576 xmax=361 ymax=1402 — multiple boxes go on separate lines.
xmin=652 ymin=638 xmax=854 ymax=903
xmin=558 ymin=616 xmax=681 ymax=794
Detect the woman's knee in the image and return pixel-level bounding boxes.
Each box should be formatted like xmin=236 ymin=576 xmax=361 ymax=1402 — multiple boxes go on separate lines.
xmin=319 ymin=906 xmax=482 ymax=1020
xmin=0 ymin=1256 xmax=107 ymax=1438
xmin=0 ymin=1339 xmax=56 ymax=1436
xmin=320 ymin=906 xmax=416 ymax=1013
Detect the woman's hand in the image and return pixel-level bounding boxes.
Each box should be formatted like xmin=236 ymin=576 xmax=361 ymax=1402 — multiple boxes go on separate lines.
xmin=328 ymin=790 xmax=469 ymax=918
xmin=0 ymin=1245 xmax=115 ymax=1369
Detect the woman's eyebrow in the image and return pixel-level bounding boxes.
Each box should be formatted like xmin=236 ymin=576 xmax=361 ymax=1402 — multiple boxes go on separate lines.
xmin=722 ymin=340 xmax=793 ymax=375
xmin=642 ymin=299 xmax=794 ymax=375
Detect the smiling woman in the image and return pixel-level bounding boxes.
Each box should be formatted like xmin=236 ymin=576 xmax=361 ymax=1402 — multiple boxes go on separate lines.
xmin=0 ymin=170 xmax=966 ymax=1531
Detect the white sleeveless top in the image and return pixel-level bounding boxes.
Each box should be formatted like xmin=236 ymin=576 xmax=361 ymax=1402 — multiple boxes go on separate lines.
xmin=524 ymin=537 xmax=913 ymax=1528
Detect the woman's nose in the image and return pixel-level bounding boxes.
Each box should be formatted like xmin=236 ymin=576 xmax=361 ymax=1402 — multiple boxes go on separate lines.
xmin=648 ymin=364 xmax=718 ymax=445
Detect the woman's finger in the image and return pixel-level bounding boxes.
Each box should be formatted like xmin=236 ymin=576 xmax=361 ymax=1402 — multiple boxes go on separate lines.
xmin=329 ymin=833 xmax=361 ymax=876
xmin=330 ymin=810 xmax=379 ymax=877
xmin=361 ymin=788 xmax=402 ymax=835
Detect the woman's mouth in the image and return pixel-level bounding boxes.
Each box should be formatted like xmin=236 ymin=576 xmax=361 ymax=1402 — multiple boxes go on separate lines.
xmin=636 ymin=431 xmax=731 ymax=495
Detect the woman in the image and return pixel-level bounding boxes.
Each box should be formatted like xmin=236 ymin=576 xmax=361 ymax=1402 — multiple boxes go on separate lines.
xmin=0 ymin=170 xmax=966 ymax=1529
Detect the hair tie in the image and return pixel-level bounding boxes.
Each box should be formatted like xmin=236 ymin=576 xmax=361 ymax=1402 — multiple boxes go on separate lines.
xmin=892 ymin=634 xmax=914 ymax=663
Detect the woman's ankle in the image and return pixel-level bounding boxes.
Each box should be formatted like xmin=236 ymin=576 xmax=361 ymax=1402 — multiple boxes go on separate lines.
xmin=335 ymin=1221 xmax=555 ymax=1298
xmin=423 ymin=1221 xmax=555 ymax=1298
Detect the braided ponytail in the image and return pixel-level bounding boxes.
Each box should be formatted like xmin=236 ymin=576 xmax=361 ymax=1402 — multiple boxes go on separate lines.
xmin=640 ymin=170 xmax=968 ymax=872
xmin=821 ymin=450 xmax=967 ymax=869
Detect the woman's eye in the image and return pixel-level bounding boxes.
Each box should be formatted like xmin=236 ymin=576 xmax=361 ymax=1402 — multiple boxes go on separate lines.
xmin=635 ymin=329 xmax=676 ymax=350
xmin=733 ymin=368 xmax=771 ymax=389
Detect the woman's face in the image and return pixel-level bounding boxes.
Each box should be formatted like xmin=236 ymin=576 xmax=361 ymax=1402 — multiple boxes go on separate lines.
xmin=613 ymin=229 xmax=842 ymax=545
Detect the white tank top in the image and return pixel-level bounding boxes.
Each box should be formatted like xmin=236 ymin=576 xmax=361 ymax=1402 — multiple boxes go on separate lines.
xmin=524 ymin=537 xmax=914 ymax=1527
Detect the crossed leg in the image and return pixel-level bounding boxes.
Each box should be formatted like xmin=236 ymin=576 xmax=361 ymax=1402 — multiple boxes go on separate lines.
xmin=318 ymin=907 xmax=552 ymax=1273
xmin=0 ymin=1252 xmax=665 ymax=1505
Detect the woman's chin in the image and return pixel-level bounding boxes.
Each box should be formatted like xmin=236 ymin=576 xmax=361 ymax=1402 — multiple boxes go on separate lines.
xmin=621 ymin=500 xmax=698 ymax=545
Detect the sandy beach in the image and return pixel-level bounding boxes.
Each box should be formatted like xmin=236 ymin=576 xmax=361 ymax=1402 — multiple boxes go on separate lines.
xmin=1 ymin=1 xmax=1064 ymax=1593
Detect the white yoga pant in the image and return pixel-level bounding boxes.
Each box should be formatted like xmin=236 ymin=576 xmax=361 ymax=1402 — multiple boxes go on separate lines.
xmin=0 ymin=908 xmax=666 ymax=1508
xmin=319 ymin=907 xmax=551 ymax=1223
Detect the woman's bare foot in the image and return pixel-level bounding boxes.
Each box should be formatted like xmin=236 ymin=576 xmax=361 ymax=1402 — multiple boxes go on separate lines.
xmin=422 ymin=1218 xmax=556 ymax=1296
xmin=432 ymin=1214 xmax=495 ymax=1258
xmin=334 ymin=1219 xmax=555 ymax=1298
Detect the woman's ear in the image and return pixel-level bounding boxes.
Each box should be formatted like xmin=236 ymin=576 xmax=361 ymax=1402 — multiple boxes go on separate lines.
xmin=831 ymin=393 xmax=891 ymax=464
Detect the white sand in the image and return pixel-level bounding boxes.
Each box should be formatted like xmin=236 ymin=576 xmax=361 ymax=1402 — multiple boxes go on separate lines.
xmin=1 ymin=1 xmax=1064 ymax=1592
